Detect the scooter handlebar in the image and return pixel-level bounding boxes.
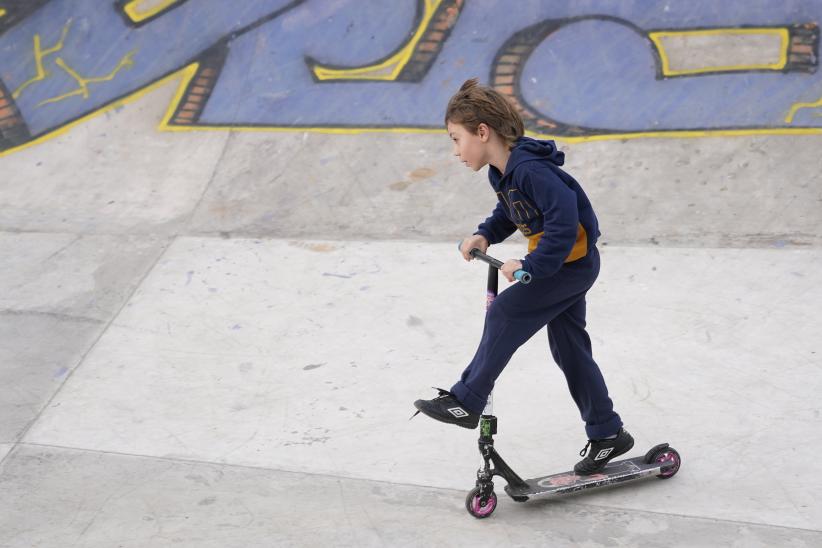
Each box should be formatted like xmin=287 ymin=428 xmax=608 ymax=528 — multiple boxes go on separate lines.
xmin=457 ymin=241 xmax=532 ymax=284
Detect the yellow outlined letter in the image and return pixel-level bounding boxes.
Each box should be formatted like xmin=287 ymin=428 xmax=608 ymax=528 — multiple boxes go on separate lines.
xmin=122 ymin=0 xmax=184 ymax=23
xmin=785 ymin=95 xmax=822 ymax=123
xmin=311 ymin=0 xmax=445 ymax=81
xmin=649 ymin=28 xmax=789 ymax=77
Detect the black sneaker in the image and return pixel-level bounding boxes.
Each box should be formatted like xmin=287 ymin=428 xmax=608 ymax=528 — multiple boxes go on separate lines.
xmin=574 ymin=428 xmax=634 ymax=475
xmin=412 ymin=388 xmax=479 ymax=429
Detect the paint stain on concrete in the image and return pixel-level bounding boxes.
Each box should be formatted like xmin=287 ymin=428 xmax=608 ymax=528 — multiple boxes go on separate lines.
xmin=303 ymin=363 xmax=325 ymax=371
xmin=407 ymin=315 xmax=423 ymax=327
xmin=409 ymin=167 xmax=436 ymax=180
xmin=390 ymin=167 xmax=437 ymax=190
xmin=289 ymin=241 xmax=337 ymax=252
xmin=198 ymin=497 xmax=217 ymax=506
xmin=239 ymin=362 xmax=253 ymax=373
xmin=389 ymin=180 xmax=412 ymax=191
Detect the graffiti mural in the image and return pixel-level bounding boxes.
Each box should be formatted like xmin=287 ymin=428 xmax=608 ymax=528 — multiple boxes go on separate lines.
xmin=0 ymin=0 xmax=820 ymax=155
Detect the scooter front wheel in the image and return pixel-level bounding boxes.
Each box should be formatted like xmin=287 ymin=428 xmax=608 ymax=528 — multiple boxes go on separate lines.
xmin=465 ymin=487 xmax=497 ymax=518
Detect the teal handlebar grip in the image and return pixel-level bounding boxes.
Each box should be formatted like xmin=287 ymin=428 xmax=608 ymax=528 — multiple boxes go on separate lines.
xmin=513 ymin=270 xmax=532 ymax=284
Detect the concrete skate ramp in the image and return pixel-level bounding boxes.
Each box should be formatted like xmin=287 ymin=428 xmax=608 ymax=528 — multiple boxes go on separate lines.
xmin=1 ymin=2 xmax=821 ymax=546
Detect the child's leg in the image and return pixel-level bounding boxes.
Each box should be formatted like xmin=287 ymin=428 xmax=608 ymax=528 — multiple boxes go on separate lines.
xmin=547 ymin=296 xmax=623 ymax=440
xmin=449 ymin=261 xmax=595 ymax=414
xmin=449 ymin=300 xmax=549 ymax=413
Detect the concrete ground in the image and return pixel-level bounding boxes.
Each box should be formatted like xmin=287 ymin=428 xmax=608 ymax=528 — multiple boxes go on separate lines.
xmin=2 ymin=64 xmax=822 ymax=547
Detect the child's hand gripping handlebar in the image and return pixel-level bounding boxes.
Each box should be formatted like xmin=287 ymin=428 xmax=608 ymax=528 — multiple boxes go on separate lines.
xmin=457 ymin=242 xmax=532 ymax=284
xmin=470 ymin=249 xmax=532 ymax=284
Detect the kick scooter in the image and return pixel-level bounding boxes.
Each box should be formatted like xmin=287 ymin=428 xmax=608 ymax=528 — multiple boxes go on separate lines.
xmin=463 ymin=247 xmax=681 ymax=519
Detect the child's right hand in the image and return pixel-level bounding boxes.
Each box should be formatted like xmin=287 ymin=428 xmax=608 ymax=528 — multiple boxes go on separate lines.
xmin=460 ymin=234 xmax=489 ymax=261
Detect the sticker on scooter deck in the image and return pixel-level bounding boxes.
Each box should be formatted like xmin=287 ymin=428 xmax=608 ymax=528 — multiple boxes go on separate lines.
xmin=504 ymin=456 xmax=670 ymax=499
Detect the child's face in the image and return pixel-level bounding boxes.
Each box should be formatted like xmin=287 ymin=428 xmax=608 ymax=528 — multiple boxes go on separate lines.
xmin=447 ymin=121 xmax=488 ymax=171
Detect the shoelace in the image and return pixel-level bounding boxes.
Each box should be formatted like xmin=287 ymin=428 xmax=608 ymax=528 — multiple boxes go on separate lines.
xmin=409 ymin=388 xmax=453 ymax=420
xmin=579 ymin=440 xmax=592 ymax=457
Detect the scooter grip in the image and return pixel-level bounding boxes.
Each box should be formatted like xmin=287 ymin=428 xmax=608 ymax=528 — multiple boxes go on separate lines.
xmin=514 ymin=270 xmax=532 ymax=284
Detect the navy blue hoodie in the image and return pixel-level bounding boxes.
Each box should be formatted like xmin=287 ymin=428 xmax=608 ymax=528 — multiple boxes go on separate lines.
xmin=474 ymin=137 xmax=600 ymax=279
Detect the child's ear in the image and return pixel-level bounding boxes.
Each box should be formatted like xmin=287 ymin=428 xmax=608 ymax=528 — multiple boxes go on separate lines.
xmin=477 ymin=123 xmax=490 ymax=142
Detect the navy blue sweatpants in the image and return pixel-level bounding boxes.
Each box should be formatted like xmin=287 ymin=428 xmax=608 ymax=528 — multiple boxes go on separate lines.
xmin=450 ymin=247 xmax=623 ymax=440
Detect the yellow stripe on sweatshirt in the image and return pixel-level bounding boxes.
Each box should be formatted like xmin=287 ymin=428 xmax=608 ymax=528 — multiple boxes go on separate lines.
xmin=527 ymin=224 xmax=588 ymax=262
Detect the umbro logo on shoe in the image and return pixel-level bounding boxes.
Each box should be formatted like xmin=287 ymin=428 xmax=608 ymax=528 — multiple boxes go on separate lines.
xmin=594 ymin=448 xmax=614 ymax=461
xmin=575 ymin=429 xmax=634 ymax=475
xmin=448 ymin=407 xmax=469 ymax=418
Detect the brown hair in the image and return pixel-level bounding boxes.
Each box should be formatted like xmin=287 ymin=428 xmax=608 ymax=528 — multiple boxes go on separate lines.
xmin=444 ymin=78 xmax=524 ymax=148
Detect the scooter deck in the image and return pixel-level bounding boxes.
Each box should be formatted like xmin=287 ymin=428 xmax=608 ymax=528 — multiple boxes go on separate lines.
xmin=504 ymin=455 xmax=673 ymax=500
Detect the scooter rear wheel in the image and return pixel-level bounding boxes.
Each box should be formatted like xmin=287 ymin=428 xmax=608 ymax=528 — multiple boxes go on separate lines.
xmin=465 ymin=487 xmax=497 ymax=518
xmin=650 ymin=447 xmax=681 ymax=479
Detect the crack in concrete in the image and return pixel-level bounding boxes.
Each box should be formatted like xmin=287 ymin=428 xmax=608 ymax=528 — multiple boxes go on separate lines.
xmin=0 ymin=309 xmax=104 ymax=325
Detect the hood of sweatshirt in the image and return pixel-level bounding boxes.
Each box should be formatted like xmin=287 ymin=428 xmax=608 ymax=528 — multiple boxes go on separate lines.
xmin=488 ymin=136 xmax=565 ymax=189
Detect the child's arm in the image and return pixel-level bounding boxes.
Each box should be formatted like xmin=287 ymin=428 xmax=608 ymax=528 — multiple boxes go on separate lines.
xmin=474 ymin=201 xmax=517 ymax=245
xmin=518 ymin=169 xmax=579 ymax=279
